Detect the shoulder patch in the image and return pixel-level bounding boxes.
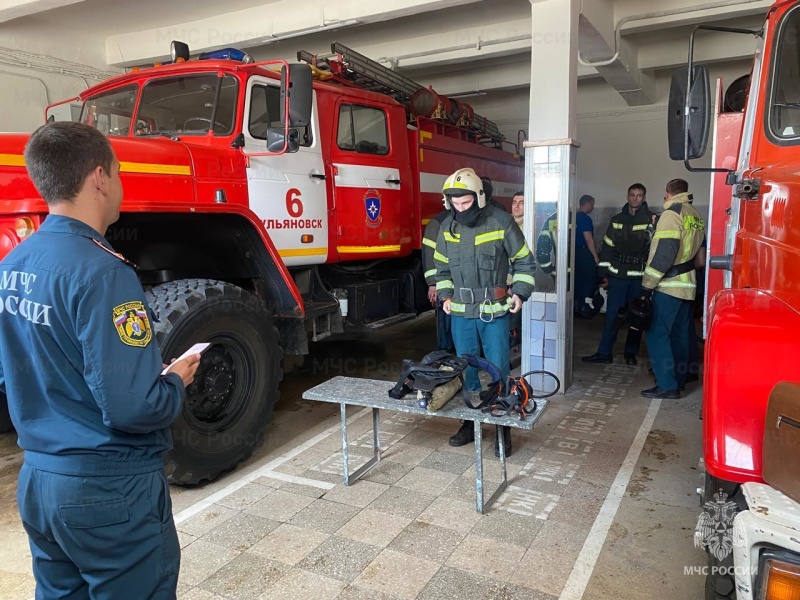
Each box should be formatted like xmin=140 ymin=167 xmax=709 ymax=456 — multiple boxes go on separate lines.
xmin=112 ymin=301 xmax=152 ymax=347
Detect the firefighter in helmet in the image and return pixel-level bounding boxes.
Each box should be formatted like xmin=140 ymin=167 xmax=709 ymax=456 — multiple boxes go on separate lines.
xmin=434 ymin=167 xmax=536 ymax=456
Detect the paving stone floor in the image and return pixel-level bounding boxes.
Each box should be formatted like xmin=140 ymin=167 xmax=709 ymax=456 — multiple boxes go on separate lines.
xmin=0 ymin=314 xmax=707 ymax=599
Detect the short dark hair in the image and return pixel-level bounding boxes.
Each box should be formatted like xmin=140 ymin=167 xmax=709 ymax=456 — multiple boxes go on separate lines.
xmin=512 ymin=191 xmax=524 ymax=199
xmin=579 ymin=194 xmax=595 ymax=206
xmin=666 ymin=178 xmax=689 ymax=195
xmin=24 ymin=122 xmax=114 ymax=205
xmin=628 ymin=183 xmax=646 ymax=196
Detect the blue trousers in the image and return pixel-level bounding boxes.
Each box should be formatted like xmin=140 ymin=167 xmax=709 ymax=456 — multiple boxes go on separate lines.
xmin=686 ymin=304 xmax=700 ymax=376
xmin=18 ymin=464 xmax=180 ymax=600
xmin=646 ymin=291 xmax=693 ymax=391
xmin=597 ymin=276 xmax=644 ymax=356
xmin=435 ymin=302 xmax=454 ymax=353
xmin=574 ymin=246 xmax=596 ymax=312
xmin=451 ymin=314 xmax=510 ymax=391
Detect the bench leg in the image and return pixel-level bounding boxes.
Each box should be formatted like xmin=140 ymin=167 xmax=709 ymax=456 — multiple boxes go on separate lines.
xmin=341 ymin=403 xmax=382 ymax=486
xmin=473 ymin=422 xmax=510 ymax=514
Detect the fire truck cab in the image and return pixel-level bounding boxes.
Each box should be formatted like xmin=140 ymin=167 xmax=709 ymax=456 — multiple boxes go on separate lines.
xmin=669 ymin=3 xmax=800 ymax=597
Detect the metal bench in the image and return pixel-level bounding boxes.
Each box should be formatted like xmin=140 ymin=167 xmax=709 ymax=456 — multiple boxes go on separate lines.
xmin=302 ymin=376 xmax=549 ymax=513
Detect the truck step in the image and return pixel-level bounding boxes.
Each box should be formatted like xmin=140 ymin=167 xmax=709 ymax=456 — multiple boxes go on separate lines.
xmin=359 ymin=312 xmax=418 ymax=331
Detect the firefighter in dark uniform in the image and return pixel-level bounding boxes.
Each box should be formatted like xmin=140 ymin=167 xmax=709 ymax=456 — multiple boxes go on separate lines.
xmin=583 ymin=183 xmax=655 ymax=365
xmin=0 ymin=122 xmax=200 ymax=599
xmin=434 ymin=168 xmax=535 ymax=456
xmin=422 ymin=209 xmax=454 ymax=352
xmin=640 ymin=179 xmax=705 ymax=399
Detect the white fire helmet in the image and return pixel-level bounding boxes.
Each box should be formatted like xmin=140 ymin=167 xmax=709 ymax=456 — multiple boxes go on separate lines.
xmin=441 ymin=167 xmax=485 ymax=209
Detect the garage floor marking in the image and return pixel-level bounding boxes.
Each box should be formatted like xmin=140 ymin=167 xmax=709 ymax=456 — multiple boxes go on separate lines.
xmin=559 ymin=398 xmax=662 ymax=600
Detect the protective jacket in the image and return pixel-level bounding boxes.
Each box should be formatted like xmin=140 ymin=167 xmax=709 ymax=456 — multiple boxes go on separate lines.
xmin=435 ymin=205 xmax=535 ymax=318
xmin=598 ymin=202 xmax=656 ymax=279
xmin=0 ymin=215 xmax=185 ymax=476
xmin=642 ymin=193 xmax=705 ymax=300
xmin=422 ymin=210 xmax=449 ymax=286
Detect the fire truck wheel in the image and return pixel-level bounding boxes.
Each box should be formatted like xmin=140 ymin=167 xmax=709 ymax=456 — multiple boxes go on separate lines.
xmin=146 ymin=278 xmax=282 ymax=485
xmin=0 ymin=393 xmax=13 ymax=433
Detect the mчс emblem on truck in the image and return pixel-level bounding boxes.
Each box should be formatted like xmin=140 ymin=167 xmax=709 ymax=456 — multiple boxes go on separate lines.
xmin=364 ymin=188 xmax=383 ymax=228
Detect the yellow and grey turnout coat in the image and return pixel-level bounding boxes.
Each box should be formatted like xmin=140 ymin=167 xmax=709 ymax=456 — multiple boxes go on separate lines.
xmin=642 ymin=192 xmax=705 ymax=300
xmin=434 ymin=205 xmax=536 ymax=319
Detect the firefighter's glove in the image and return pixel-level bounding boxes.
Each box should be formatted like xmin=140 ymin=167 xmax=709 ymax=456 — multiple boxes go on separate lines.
xmin=640 ymin=288 xmax=654 ymax=300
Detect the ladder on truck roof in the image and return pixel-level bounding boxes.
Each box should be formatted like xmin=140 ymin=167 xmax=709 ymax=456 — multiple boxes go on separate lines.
xmin=298 ymin=42 xmax=506 ymax=143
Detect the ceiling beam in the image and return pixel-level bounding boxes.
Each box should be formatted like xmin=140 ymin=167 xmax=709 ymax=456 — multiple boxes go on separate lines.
xmin=614 ymin=0 xmax=772 ymax=34
xmin=105 ymin=0 xmax=482 ymax=67
xmin=0 ymin=0 xmax=85 ymax=25
xmin=579 ymin=0 xmax=656 ymax=106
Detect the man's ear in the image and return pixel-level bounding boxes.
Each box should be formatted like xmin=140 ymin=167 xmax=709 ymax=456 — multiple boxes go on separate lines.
xmin=89 ymin=165 xmax=107 ymax=193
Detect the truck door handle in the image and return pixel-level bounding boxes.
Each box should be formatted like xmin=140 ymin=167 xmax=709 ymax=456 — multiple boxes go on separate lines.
xmin=385 ymin=177 xmax=401 ymax=185
xmin=309 ymin=172 xmax=326 ymax=180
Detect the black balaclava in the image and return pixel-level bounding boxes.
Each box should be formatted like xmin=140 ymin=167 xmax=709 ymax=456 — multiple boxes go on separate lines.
xmin=452 ymin=194 xmax=481 ymax=227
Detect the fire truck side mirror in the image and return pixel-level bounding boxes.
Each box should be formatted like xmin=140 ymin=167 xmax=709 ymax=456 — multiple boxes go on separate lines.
xmin=668 ymin=65 xmax=711 ymax=161
xmin=280 ymin=64 xmax=312 ymax=128
xmin=267 ymin=127 xmax=300 ymax=153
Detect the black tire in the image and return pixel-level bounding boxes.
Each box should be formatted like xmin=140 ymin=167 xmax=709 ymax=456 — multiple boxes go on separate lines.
xmin=0 ymin=393 xmax=13 ymax=433
xmin=146 ymin=278 xmax=282 ymax=485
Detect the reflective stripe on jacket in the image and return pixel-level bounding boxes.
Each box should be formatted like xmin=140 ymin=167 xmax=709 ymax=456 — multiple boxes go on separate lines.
xmin=434 ymin=206 xmax=535 ymax=319
xmin=597 ymin=202 xmax=655 ymax=279
xmin=422 ymin=210 xmax=449 ymax=286
xmin=642 ymin=193 xmax=705 ymax=300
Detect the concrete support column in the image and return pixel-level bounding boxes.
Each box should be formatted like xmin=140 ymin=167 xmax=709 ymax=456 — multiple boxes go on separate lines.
xmin=521 ymin=0 xmax=580 ymax=394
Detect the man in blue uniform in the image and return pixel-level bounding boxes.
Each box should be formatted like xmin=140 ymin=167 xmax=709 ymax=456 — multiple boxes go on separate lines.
xmin=0 ymin=122 xmax=200 ymax=599
xmin=574 ymin=194 xmax=599 ymax=316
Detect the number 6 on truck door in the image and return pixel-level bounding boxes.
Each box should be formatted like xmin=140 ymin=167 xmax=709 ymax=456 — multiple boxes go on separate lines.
xmin=243 ymin=78 xmax=328 ymax=267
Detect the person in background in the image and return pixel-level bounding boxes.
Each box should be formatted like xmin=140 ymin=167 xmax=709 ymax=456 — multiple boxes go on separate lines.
xmin=435 ymin=168 xmax=535 ymax=457
xmin=0 ymin=122 xmax=200 ymax=598
xmin=583 ymin=183 xmax=655 ymax=366
xmin=640 ymin=178 xmax=705 ymax=399
xmin=422 ymin=208 xmax=455 ymax=353
xmin=574 ymin=194 xmax=599 ymax=316
xmin=511 ymin=191 xmax=524 ymax=230
xmin=509 ymin=191 xmax=525 ymax=347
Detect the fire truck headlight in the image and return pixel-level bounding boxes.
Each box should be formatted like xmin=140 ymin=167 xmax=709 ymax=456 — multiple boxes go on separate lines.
xmin=14 ymin=217 xmax=36 ymax=240
xmin=759 ymin=552 xmax=800 ymax=600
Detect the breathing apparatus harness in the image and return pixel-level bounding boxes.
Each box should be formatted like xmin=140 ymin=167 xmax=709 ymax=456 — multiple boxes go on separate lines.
xmin=389 ymin=351 xmax=560 ymax=419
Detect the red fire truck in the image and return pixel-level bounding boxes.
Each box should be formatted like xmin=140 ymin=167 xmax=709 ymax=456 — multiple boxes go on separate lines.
xmin=670 ymin=2 xmax=800 ymax=597
xmin=0 ymin=42 xmax=523 ymax=484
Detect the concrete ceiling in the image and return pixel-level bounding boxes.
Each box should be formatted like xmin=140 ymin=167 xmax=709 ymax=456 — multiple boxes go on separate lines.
xmin=0 ymin=0 xmax=774 ymax=106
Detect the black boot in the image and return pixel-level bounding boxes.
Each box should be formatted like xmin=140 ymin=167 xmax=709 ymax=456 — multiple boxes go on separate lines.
xmin=449 ymin=421 xmax=475 ymax=447
xmin=494 ymin=425 xmax=512 ymax=457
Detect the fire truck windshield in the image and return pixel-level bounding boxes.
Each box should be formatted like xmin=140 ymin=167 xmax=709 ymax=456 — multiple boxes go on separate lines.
xmin=80 ymin=73 xmax=239 ymax=137
xmin=769 ymin=5 xmax=800 ymax=142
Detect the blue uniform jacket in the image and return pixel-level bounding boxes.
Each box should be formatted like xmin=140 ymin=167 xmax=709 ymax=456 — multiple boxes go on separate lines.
xmin=0 ymin=215 xmax=185 ymax=476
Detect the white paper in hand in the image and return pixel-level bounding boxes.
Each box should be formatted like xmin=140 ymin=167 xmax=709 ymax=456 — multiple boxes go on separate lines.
xmin=161 ymin=343 xmax=210 ymax=375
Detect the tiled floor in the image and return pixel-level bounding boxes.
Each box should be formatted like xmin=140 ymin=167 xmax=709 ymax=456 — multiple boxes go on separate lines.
xmin=168 ymin=365 xmax=697 ymax=598
xmin=0 ymin=315 xmax=707 ymax=599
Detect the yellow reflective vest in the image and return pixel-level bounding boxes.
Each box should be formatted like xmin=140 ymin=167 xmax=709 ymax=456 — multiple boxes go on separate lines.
xmin=642 ymin=193 xmax=705 ymax=300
